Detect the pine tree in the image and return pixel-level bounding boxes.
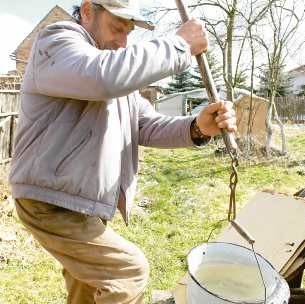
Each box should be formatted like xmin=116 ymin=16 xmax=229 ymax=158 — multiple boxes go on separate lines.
xmin=258 ymin=66 xmax=292 ymax=97
xmin=190 ymin=53 xmax=223 ymax=89
xmin=297 ymin=84 xmax=305 ymax=96
xmin=233 ymin=70 xmax=248 ymax=90
xmin=163 ymin=70 xmax=195 ymax=94
xmin=164 ymin=52 xmax=223 ymax=94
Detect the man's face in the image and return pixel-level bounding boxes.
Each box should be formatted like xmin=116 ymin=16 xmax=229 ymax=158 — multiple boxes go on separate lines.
xmin=89 ymin=8 xmax=135 ymax=50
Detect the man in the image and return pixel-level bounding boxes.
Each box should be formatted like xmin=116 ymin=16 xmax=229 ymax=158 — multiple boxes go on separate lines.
xmin=9 ymin=0 xmax=236 ymax=303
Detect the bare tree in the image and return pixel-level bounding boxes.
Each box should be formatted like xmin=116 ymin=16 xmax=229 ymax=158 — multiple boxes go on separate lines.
xmin=195 ymin=0 xmax=274 ymax=102
xmin=141 ymin=1 xmax=272 ymax=102
xmin=254 ymin=0 xmax=305 ymax=155
xmin=140 ymin=0 xmax=304 ymax=157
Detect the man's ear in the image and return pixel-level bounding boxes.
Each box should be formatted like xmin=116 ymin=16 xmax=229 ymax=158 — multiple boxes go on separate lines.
xmin=80 ymin=1 xmax=93 ymax=26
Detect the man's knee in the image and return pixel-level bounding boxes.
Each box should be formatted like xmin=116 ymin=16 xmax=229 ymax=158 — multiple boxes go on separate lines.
xmin=94 ymin=250 xmax=149 ymax=303
xmin=133 ymin=249 xmax=150 ymax=285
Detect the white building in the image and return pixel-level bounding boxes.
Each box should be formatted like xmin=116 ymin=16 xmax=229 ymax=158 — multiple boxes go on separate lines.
xmin=155 ymin=87 xmax=250 ymax=116
xmin=288 ymin=65 xmax=305 ymax=94
xmin=155 ymin=89 xmax=211 ymax=116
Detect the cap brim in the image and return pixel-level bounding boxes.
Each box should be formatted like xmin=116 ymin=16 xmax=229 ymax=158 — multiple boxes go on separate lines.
xmin=102 ymin=5 xmax=155 ymax=30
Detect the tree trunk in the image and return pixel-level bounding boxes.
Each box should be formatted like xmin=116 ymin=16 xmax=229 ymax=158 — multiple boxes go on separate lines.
xmin=272 ymin=101 xmax=288 ymax=155
xmin=265 ymin=96 xmax=274 ymax=156
xmin=245 ymin=27 xmax=255 ymax=158
xmin=226 ymin=0 xmax=237 ymax=102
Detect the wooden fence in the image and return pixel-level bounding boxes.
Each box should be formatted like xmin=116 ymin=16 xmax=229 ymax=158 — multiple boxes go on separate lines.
xmin=275 ymin=96 xmax=305 ymax=123
xmin=0 ymin=91 xmax=19 ymax=164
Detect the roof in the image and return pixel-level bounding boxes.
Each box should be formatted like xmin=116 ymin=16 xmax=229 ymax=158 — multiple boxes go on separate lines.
xmin=156 ymin=87 xmax=255 ymax=104
xmin=156 ymin=89 xmax=210 ymax=104
xmin=13 ymin=5 xmax=72 ymax=55
xmin=288 ymin=65 xmax=305 ymax=74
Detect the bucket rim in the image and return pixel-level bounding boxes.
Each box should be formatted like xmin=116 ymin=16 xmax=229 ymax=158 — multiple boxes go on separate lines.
xmin=186 ymin=241 xmax=278 ymax=304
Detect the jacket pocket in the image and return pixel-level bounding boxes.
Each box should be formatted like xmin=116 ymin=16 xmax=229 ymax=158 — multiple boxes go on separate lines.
xmin=55 ymin=129 xmax=92 ymax=176
xmin=13 ymin=127 xmax=48 ymax=159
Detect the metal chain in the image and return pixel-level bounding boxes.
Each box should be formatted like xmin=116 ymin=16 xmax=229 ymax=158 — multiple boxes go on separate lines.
xmin=228 ymin=151 xmax=239 ymax=221
xmin=226 ymin=149 xmax=267 ymax=304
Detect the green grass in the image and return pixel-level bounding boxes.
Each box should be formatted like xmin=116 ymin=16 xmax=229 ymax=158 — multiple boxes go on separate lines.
xmin=0 ymin=257 xmax=66 ymax=304
xmin=0 ymin=132 xmax=304 ymax=303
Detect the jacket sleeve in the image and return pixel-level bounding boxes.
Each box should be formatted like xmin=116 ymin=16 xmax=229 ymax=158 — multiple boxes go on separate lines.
xmin=137 ymin=93 xmax=196 ymax=148
xmin=28 ymin=22 xmax=192 ymax=101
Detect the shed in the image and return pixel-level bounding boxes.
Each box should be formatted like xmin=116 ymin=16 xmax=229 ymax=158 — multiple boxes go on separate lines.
xmin=155 ymin=89 xmax=210 ymax=116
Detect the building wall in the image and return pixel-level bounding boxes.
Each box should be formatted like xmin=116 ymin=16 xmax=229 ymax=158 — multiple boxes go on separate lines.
xmin=15 ymin=6 xmax=72 ymax=75
xmin=291 ymin=73 xmax=305 ymax=94
xmin=155 ymin=95 xmax=186 ymax=116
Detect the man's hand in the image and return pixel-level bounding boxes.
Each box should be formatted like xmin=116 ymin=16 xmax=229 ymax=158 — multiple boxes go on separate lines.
xmin=176 ymin=19 xmax=209 ymax=56
xmin=196 ymin=101 xmax=237 ymax=137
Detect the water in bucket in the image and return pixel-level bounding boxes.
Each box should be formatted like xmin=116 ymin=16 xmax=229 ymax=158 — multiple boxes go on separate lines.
xmin=187 ymin=242 xmax=290 ymax=304
xmin=194 ymin=262 xmax=265 ymax=302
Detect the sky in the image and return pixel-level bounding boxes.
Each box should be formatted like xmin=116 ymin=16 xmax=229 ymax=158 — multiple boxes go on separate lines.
xmin=0 ymin=0 xmax=165 ymax=74
xmin=0 ymin=1 xmax=81 ymax=73
xmin=0 ymin=0 xmax=304 ymax=75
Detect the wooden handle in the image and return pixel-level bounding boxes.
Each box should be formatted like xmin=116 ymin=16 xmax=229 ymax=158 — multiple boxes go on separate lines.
xmin=175 ymin=0 xmax=237 ymax=153
xmin=231 ymin=220 xmax=255 ymax=245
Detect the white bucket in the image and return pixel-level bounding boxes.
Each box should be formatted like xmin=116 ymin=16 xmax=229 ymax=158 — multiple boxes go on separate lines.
xmin=187 ymin=242 xmax=290 ymax=304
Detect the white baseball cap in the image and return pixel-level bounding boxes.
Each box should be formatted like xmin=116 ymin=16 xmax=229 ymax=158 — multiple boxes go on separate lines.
xmin=89 ymin=0 xmax=154 ymax=30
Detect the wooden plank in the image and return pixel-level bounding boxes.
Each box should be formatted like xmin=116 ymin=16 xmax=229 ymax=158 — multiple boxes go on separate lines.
xmin=3 ymin=118 xmax=8 ymax=159
xmin=0 ymin=158 xmax=11 ymax=165
xmin=0 ymin=90 xmax=19 ymax=93
xmin=216 ymin=192 xmax=305 ymax=276
xmin=0 ymin=112 xmax=19 ymax=118
xmin=291 ymin=288 xmax=305 ymax=296
xmin=284 ymin=256 xmax=305 ymax=282
xmin=4 ymin=117 xmax=11 ymax=159
xmin=0 ymin=92 xmax=20 ymax=163
xmin=0 ymin=117 xmax=12 ymax=160
xmin=0 ymin=119 xmax=4 ymax=160
xmin=10 ymin=117 xmax=18 ymax=158
xmin=0 ymin=116 xmax=12 ymax=130
xmin=289 ymin=295 xmax=305 ymax=304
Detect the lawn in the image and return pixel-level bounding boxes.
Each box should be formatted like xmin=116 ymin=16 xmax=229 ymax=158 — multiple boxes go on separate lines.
xmin=0 ymin=129 xmax=304 ymax=303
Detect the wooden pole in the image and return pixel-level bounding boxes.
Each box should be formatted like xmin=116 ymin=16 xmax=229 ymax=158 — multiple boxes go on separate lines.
xmin=175 ymin=0 xmax=237 ymax=153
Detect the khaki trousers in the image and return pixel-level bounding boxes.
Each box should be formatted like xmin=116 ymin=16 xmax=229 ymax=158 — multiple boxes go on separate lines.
xmin=15 ymin=199 xmax=149 ymax=304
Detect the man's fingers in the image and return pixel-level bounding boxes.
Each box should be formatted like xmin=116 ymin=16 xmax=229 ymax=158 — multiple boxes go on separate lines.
xmin=215 ymin=111 xmax=236 ymax=123
xmin=218 ymin=100 xmax=234 ymax=111
xmin=203 ymin=101 xmax=222 ymax=114
xmin=204 ymin=100 xmax=234 ymax=115
xmin=217 ymin=117 xmax=237 ymax=131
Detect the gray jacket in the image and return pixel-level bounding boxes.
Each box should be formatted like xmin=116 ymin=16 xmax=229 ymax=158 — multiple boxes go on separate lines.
xmin=9 ymin=21 xmax=199 ymax=222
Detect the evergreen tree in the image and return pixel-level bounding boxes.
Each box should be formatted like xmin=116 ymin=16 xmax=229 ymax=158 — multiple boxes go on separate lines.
xmin=163 ymin=70 xmax=195 ymax=94
xmin=233 ymin=70 xmax=248 ymax=90
xmin=164 ymin=52 xmax=223 ymax=94
xmin=190 ymin=53 xmax=223 ymax=89
xmin=258 ymin=66 xmax=292 ymax=97
xmin=297 ymin=84 xmax=305 ymax=96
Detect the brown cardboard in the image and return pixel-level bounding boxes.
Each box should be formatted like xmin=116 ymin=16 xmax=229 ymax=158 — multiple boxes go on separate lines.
xmin=216 ymin=191 xmax=305 ymax=277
